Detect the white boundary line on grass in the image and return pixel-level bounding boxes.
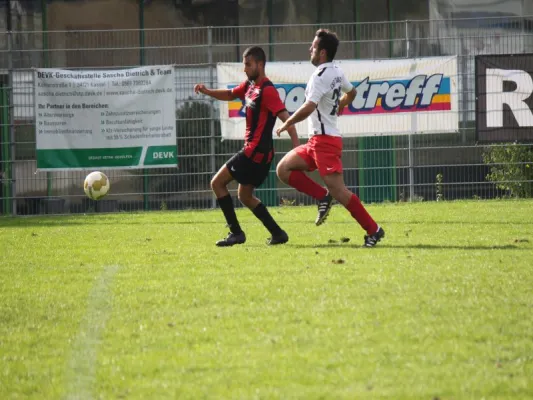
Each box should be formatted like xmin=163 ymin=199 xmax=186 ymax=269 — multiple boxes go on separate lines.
xmin=64 ymin=265 xmax=120 ymax=400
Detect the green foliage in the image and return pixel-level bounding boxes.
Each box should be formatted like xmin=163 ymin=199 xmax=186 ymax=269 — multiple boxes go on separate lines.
xmin=280 ymin=197 xmax=297 ymax=206
xmin=483 ymin=143 xmax=533 ymax=198
xmin=151 ymin=100 xmax=224 ymax=193
xmin=175 ymin=100 xmax=223 ymax=175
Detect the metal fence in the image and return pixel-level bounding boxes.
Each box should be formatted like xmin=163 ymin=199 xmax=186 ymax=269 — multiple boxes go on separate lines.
xmin=1 ymin=18 xmax=533 ymax=215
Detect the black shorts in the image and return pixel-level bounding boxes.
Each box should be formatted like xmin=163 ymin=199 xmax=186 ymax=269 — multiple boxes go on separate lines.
xmin=226 ymin=150 xmax=272 ymax=187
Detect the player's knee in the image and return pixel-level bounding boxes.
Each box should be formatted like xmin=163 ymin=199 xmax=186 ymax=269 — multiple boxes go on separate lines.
xmin=325 ymin=185 xmax=337 ymax=199
xmin=328 ymin=183 xmax=352 ymax=204
xmin=237 ymin=192 xmax=251 ymax=206
xmin=325 ymin=182 xmax=345 ymax=199
xmin=210 ymin=176 xmax=220 ymax=191
xmin=276 ymin=162 xmax=289 ymax=183
xmin=275 ymin=160 xmax=283 ymax=175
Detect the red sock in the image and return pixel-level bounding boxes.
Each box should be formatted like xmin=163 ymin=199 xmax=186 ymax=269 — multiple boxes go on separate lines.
xmin=288 ymin=171 xmax=327 ymax=200
xmin=346 ymin=194 xmax=378 ymax=235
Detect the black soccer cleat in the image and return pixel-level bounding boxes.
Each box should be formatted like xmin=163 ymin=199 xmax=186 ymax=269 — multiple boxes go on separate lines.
xmin=315 ymin=192 xmax=333 ymax=226
xmin=216 ymin=231 xmax=246 ymax=247
xmin=363 ymin=227 xmax=385 ymax=248
xmin=267 ymin=230 xmax=289 ymax=245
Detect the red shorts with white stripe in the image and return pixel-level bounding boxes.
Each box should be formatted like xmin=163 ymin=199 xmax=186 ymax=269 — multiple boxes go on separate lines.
xmin=294 ymin=134 xmax=343 ymax=176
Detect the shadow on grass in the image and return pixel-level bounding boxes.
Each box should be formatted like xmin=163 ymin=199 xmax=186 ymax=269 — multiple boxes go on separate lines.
xmin=381 ymin=220 xmax=533 ymax=226
xmin=0 ymin=218 xmax=218 ymax=228
xmin=291 ymin=243 xmax=525 ymax=251
xmin=280 ymin=219 xmax=533 ymax=226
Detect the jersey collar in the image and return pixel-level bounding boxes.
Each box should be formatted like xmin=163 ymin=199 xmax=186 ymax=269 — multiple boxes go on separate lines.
xmin=252 ymin=76 xmax=268 ymax=86
xmin=317 ymin=62 xmax=334 ymax=69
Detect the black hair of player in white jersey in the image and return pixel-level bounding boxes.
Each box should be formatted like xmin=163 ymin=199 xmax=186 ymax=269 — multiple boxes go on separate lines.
xmin=315 ymin=29 xmax=339 ymax=62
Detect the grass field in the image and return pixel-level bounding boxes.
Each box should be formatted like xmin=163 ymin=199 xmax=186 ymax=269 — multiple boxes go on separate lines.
xmin=1 ymin=200 xmax=532 ymax=399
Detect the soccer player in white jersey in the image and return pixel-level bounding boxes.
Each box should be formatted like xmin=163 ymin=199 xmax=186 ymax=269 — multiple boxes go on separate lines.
xmin=276 ymin=29 xmax=385 ymax=247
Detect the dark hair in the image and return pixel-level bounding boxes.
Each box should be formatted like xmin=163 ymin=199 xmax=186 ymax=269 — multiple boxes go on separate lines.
xmin=315 ymin=29 xmax=339 ymax=61
xmin=243 ymin=46 xmax=266 ymax=65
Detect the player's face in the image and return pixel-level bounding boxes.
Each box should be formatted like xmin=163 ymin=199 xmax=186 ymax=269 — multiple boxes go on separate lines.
xmin=243 ymin=56 xmax=260 ymax=81
xmin=310 ymin=36 xmax=321 ymax=66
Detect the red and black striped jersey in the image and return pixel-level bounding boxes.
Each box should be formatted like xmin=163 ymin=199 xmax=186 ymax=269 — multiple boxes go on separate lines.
xmin=231 ymin=77 xmax=286 ymax=163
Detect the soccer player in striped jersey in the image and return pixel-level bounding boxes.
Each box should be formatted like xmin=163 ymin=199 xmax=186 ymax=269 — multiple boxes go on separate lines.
xmin=276 ymin=29 xmax=385 ymax=247
xmin=195 ymin=46 xmax=299 ymax=247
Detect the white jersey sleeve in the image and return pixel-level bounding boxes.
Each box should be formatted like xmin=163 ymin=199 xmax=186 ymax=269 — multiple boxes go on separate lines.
xmin=341 ymin=72 xmax=354 ymax=94
xmin=304 ymin=63 xmax=354 ymax=137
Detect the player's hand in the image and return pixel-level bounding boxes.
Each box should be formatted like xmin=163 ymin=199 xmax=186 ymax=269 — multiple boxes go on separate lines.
xmin=194 ymin=84 xmax=207 ymax=95
xmin=276 ymin=123 xmax=289 ymax=136
xmin=338 ymin=89 xmax=356 ymax=115
xmin=337 ymin=100 xmax=347 ymax=116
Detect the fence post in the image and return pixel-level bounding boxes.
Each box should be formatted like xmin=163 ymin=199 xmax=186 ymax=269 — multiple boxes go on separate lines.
xmin=234 ymin=24 xmax=240 ymax=62
xmin=408 ymin=134 xmax=415 ymax=201
xmin=139 ymin=0 xmax=150 ymax=211
xmin=41 ymin=0 xmax=52 ymax=202
xmin=387 ymin=0 xmax=393 ymax=56
xmin=354 ymin=0 xmax=360 ymax=58
xmin=459 ymin=35 xmax=468 ymax=143
xmin=7 ymin=30 xmax=16 ymax=215
xmin=405 ymin=20 xmax=410 ymax=58
xmin=406 ymin=20 xmax=415 ymax=202
xmin=1 ymin=7 xmax=12 ymax=216
xmin=268 ymin=0 xmax=274 ymax=60
xmin=208 ymin=26 xmax=216 ymax=209
xmin=521 ymin=3 xmax=526 ymax=50
xmin=1 ymin=76 xmax=8 ymax=215
xmin=522 ymin=14 xmax=526 ymax=46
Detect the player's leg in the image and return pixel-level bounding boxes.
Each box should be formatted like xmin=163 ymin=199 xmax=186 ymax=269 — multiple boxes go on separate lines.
xmin=322 ymin=172 xmax=384 ymax=247
xmin=211 ymin=157 xmax=246 ymax=247
xmin=276 ymin=145 xmax=328 ymax=201
xmin=236 ymin=183 xmax=260 ymax=210
xmin=277 ymin=144 xmax=332 ymax=225
xmin=237 ymin=183 xmax=288 ymax=245
xmin=314 ymin=136 xmax=384 ymax=246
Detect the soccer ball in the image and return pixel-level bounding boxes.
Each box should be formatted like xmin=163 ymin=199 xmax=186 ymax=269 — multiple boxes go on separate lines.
xmin=84 ymin=171 xmax=110 ymax=200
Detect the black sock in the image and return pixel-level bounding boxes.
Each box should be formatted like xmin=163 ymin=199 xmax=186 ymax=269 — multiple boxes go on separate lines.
xmin=217 ymin=195 xmax=242 ymax=234
xmin=252 ymin=202 xmax=283 ymax=236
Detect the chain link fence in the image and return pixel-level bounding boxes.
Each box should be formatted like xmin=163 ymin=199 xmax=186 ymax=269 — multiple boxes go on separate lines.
xmin=1 ymin=18 xmax=533 ymax=215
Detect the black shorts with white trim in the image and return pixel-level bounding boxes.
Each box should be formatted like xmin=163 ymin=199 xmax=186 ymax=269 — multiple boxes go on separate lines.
xmin=225 ymin=150 xmax=272 ymax=188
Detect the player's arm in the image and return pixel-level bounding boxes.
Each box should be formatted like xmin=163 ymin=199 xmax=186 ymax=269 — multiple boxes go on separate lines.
xmin=276 ymin=110 xmax=300 ymax=148
xmin=262 ymin=85 xmax=300 ymax=147
xmin=338 ymin=87 xmax=356 ymax=115
xmin=337 ymin=73 xmax=356 ymax=115
xmin=194 ymin=84 xmax=238 ymax=101
xmin=276 ymin=74 xmax=326 ymax=134
xmin=275 ymin=101 xmax=316 ymax=134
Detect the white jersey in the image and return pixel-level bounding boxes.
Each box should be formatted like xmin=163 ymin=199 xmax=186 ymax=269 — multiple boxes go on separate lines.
xmin=305 ymin=62 xmax=354 ymax=137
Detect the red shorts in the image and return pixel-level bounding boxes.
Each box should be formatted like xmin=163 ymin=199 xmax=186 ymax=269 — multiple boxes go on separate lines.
xmin=294 ymin=135 xmax=343 ymax=176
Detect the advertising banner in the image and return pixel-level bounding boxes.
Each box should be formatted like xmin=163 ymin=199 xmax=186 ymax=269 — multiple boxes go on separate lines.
xmin=35 ymin=66 xmax=177 ymax=170
xmin=476 ymin=54 xmax=533 ymax=142
xmin=217 ymin=57 xmax=459 ymax=139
